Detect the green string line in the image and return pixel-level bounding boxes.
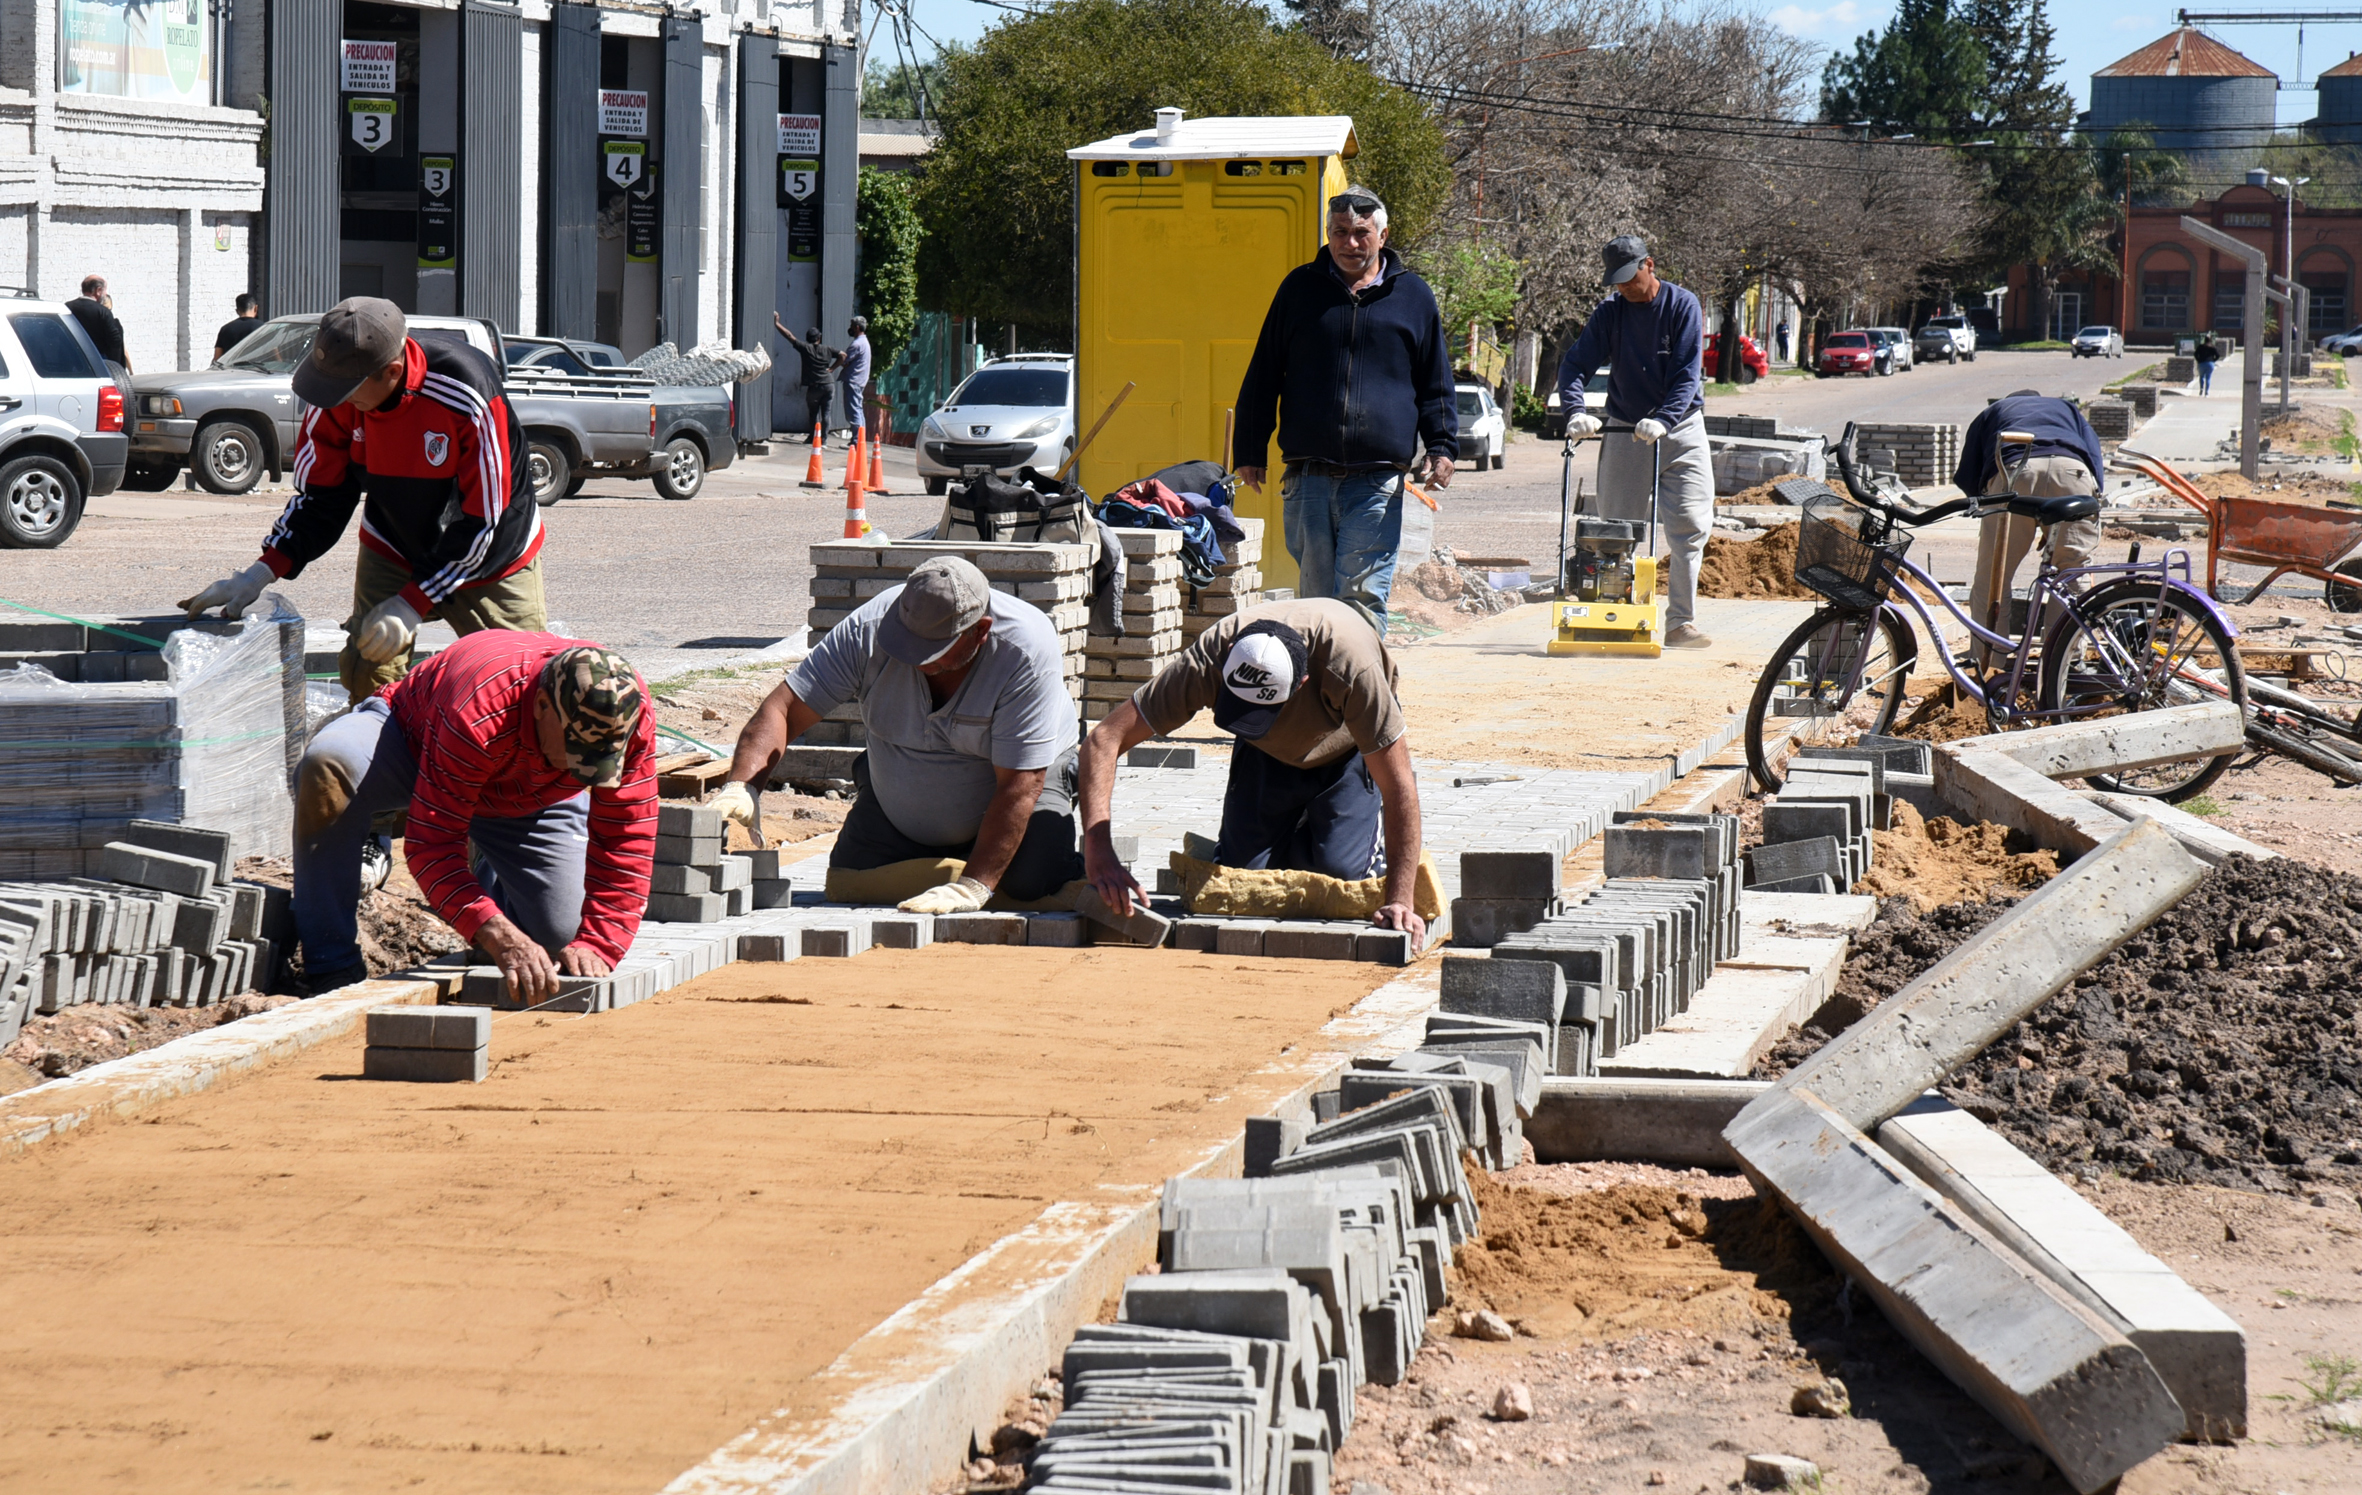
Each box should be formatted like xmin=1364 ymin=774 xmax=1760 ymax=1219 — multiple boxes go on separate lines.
xmin=0 ymin=596 xmax=180 ymax=651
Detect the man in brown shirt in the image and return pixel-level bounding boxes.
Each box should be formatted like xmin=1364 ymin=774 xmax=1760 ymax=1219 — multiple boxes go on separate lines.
xmin=1078 ymin=598 xmax=1426 ymax=943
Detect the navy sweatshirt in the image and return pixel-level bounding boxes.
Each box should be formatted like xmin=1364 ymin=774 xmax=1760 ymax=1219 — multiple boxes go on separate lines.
xmin=1555 ymin=282 xmax=1705 ymax=427
xmin=1953 ymin=395 xmax=2105 ymax=496
xmin=1233 ymin=247 xmax=1457 ymax=472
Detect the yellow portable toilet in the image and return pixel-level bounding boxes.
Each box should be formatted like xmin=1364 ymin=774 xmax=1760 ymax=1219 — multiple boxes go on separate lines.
xmin=1066 ymin=109 xmax=1356 ymax=594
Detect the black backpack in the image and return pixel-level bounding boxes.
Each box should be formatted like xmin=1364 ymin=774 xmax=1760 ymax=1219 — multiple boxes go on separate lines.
xmin=939 ymin=466 xmax=1092 ymax=545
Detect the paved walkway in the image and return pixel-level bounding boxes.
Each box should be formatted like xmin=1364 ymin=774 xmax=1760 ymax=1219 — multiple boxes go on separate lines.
xmin=2124 ymin=352 xmax=2244 ymax=464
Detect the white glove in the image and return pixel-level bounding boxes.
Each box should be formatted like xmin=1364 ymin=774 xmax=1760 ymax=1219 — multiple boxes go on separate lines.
xmin=351 ymin=596 xmax=424 ymax=664
xmin=178 ymin=560 xmax=275 ymax=620
xmin=899 ymin=875 xmax=993 ymax=915
xmin=1566 ymin=413 xmax=1602 ymax=439
xmin=1634 ymin=418 xmax=1667 ymax=445
xmin=708 ymin=780 xmax=758 ymax=832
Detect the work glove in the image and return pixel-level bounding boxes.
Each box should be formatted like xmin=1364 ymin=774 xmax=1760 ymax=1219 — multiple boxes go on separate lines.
xmin=898 ymin=875 xmax=993 ymax=916
xmin=1565 ymin=413 xmax=1602 ymax=439
xmin=177 ymin=560 xmax=275 ymax=620
xmin=351 ymin=595 xmax=423 ymax=665
xmin=708 ymin=780 xmax=758 ymax=832
xmin=1633 ymin=418 xmax=1667 ymax=445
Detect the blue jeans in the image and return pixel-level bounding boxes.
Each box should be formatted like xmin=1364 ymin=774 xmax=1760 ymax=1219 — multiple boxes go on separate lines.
xmin=2197 ymin=362 xmax=2214 ymax=394
xmin=841 ymin=377 xmax=867 ymax=434
xmin=292 ymin=698 xmax=591 ymax=978
xmin=1281 ymin=466 xmax=1405 ymax=635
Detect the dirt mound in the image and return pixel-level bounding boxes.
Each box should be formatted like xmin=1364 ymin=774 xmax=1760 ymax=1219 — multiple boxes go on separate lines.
xmin=1758 ymin=855 xmax=2362 ymax=1193
xmin=1852 ymin=800 xmax=2058 ymax=911
xmin=1690 ymin=524 xmax=1818 ymax=601
xmin=1450 ymin=1169 xmax=1837 ymax=1341
xmin=2257 ymin=405 xmax=2348 ymax=456
xmin=236 ymin=852 xmax=462 ymax=982
xmin=1892 ymin=680 xmax=1991 ymax=743
xmin=2189 ymin=469 xmax=2361 ymax=505
xmin=1 ymin=998 xmax=295 ymax=1086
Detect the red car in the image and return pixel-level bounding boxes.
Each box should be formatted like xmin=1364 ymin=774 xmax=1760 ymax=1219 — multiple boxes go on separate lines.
xmin=1702 ymin=332 xmax=1770 ymax=382
xmin=1817 ymin=331 xmax=1879 ymax=377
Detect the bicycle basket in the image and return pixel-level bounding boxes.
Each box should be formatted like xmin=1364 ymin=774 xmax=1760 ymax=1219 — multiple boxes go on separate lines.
xmin=1794 ymin=494 xmax=1911 ymax=609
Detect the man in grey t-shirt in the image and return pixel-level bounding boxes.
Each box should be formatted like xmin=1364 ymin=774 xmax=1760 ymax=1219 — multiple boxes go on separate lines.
xmin=710 ymin=555 xmax=1081 ymax=910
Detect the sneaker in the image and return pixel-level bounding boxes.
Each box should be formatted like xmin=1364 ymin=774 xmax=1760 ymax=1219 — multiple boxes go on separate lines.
xmin=1664 ymin=623 xmax=1713 ymax=649
xmin=360 ymin=836 xmax=393 ymax=893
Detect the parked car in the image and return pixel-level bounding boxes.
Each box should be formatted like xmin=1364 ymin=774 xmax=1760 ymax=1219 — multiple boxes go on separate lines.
xmin=1818 ymin=331 xmax=1885 ymax=377
xmin=916 ymin=355 xmax=1076 ymax=496
xmin=504 ymin=336 xmax=736 ymax=502
xmin=1541 ymin=365 xmax=1609 ymax=439
xmin=127 ymin=316 xmax=667 ymax=503
xmin=1455 ymin=383 xmax=1506 ymax=469
xmin=1914 ymin=316 xmax=1977 ymax=363
xmin=1701 ymin=333 xmax=1769 ymax=382
xmin=0 ymin=294 xmax=127 ymax=548
xmin=1867 ymin=327 xmax=1914 ymax=372
xmin=2319 ymin=325 xmax=2362 ymax=355
xmin=2070 ymin=326 xmax=2124 ymax=359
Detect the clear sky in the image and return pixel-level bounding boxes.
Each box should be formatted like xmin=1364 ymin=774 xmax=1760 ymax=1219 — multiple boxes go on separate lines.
xmin=881 ymin=0 xmax=2362 ymax=125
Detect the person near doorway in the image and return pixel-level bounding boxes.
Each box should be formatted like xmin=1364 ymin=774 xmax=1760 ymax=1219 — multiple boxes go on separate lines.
xmin=1775 ymin=319 xmax=1791 ymax=363
xmin=773 ymin=315 xmax=840 ymax=438
xmin=2195 ymin=332 xmax=2220 ymax=395
xmin=65 ymin=275 xmax=129 ymax=372
xmin=841 ymin=316 xmax=873 ymax=444
xmin=213 ymin=293 xmax=261 ymax=363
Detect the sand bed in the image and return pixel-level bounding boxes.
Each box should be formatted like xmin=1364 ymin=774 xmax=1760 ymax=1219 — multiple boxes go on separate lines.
xmin=0 ymin=946 xmax=1387 ymax=1494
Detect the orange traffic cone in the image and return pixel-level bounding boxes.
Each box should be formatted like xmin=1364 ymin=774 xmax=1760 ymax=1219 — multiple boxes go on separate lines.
xmin=799 ymin=417 xmax=826 ymax=489
xmin=843 ymin=425 xmax=866 ymax=494
xmin=866 ymin=415 xmax=887 ymax=491
xmin=841 ymin=461 xmax=869 ymax=539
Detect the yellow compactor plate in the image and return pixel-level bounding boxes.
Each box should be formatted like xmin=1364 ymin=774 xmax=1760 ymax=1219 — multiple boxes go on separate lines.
xmin=1546 ymin=598 xmax=1665 ymax=658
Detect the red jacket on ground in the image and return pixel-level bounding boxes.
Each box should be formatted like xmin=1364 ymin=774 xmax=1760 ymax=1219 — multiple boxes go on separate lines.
xmin=382 ymin=630 xmax=656 ymax=964
xmin=262 ymin=336 xmax=541 ymax=613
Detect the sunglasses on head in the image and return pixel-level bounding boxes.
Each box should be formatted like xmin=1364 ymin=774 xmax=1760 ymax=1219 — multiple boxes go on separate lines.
xmin=1327 ymin=193 xmax=1382 ymax=217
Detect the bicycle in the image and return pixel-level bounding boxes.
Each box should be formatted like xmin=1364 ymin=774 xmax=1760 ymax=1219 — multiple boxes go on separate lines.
xmin=1743 ymin=423 xmax=2249 ymax=802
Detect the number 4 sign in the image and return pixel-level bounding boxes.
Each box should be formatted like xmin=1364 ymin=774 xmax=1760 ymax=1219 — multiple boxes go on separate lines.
xmin=604 ymin=140 xmax=646 ymax=189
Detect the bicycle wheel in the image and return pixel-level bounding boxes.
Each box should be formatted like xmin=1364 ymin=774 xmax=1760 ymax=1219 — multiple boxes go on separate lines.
xmin=1745 ymin=605 xmax=1920 ymax=794
xmin=2035 ymin=577 xmax=2248 ymax=800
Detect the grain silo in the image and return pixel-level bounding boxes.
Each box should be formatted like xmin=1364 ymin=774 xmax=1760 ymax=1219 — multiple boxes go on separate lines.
xmin=2312 ymin=52 xmax=2362 ymax=144
xmin=2088 ymin=26 xmax=2277 ymax=186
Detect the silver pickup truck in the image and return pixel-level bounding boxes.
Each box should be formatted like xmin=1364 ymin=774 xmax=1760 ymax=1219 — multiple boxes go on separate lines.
xmin=124 ymin=313 xmax=662 ymax=503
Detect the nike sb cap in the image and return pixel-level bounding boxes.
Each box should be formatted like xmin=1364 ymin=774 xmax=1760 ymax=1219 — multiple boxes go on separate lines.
xmin=1212 ymin=620 xmax=1310 ymax=740
xmin=294 ymin=296 xmax=407 ymax=408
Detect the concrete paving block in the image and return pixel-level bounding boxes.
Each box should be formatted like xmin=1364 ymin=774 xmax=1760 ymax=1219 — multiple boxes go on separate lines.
xmin=1076 ymin=883 xmax=1175 ymax=947
xmin=1879 ymin=1096 xmax=2247 ymax=1440
xmin=1751 ymin=874 xmax=1835 ymax=895
xmin=1339 ymin=1071 xmax=1487 ymax=1153
xmin=1745 ymin=836 xmax=1844 ymax=887
xmin=749 ymin=879 xmax=798 ymax=909
xmin=1603 ymin=825 xmax=1715 ymax=882
xmin=1446 ymin=897 xmax=1554 ymax=949
xmin=723 ymin=885 xmax=750 ymax=917
xmin=124 ymin=819 xmax=232 ymax=882
xmin=937 ymin=911 xmax=1028 ymax=945
xmin=1263 ymin=922 xmax=1359 ymax=960
xmin=1727 ymin=1086 xmax=2182 ymax=1493
xmin=1354 ymin=928 xmax=1412 ymax=966
xmin=1458 ymin=849 xmax=1558 ymax=900
xmin=1174 ymin=919 xmax=1221 ymax=952
xmin=802 ymin=922 xmax=872 ymax=958
xmin=369 ymin=1006 xmax=491 ymax=1050
xmin=649 ymin=862 xmax=714 ymax=896
xmin=1122 ymin=1268 xmax=1310 ymax=1345
xmin=1761 ymin=800 xmax=1853 ymax=847
xmin=712 ymin=855 xmax=754 ymax=892
xmin=870 ymin=914 xmax=933 ymax=949
xmin=1128 ymin=745 xmax=1200 ymax=769
xmin=1028 ymin=912 xmax=1088 ymax=947
xmin=1791 ymin=748 xmax=1887 ymax=793
xmin=1781 ymin=817 xmax=2204 ymax=1131
xmin=653 ymin=832 xmax=723 ymax=867
xmin=657 ymin=803 xmax=725 ymax=839
xmin=1527 ymin=1076 xmax=1765 ymax=1166
xmin=646 ymin=890 xmax=726 ymax=923
xmin=1243 ymin=1116 xmax=1307 ymax=1177
xmin=1214 ymin=922 xmax=1273 ymax=958
xmin=1415 ymin=1040 xmax=1542 ymax=1116
xmin=1856 ymin=733 xmax=1934 ymax=774
xmin=99 ymin=842 xmax=213 ymax=898
xmin=1440 ymin=953 xmax=1565 ymax=1028
xmin=363 ymin=1045 xmax=489 ymax=1083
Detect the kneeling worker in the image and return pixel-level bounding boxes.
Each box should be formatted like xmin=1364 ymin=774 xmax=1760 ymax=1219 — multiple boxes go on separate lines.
xmin=1955 ymin=391 xmax=2105 ymax=660
xmin=291 ymin=632 xmax=656 ymax=999
xmin=1077 ymin=598 xmax=1426 ymax=944
xmin=709 ymin=557 xmax=1083 ymax=912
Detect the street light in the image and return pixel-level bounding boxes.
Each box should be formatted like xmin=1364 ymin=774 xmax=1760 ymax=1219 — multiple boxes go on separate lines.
xmin=2271 ymin=173 xmax=2310 ymax=410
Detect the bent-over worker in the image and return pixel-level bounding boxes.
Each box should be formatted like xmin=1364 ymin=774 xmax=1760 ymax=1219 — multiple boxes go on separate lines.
xmin=1955 ymin=391 xmax=2105 ymax=659
xmin=178 ymin=296 xmax=541 ymax=701
xmin=290 ymin=632 xmax=656 ymax=999
xmin=1078 ymin=598 xmax=1425 ymax=944
xmin=1555 ymin=234 xmax=1713 ymax=649
xmin=710 ymin=557 xmax=1083 ymax=912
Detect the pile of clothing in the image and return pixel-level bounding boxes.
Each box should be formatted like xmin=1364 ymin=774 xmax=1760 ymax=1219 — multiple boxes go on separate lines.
xmin=1100 ymin=459 xmax=1246 ymax=588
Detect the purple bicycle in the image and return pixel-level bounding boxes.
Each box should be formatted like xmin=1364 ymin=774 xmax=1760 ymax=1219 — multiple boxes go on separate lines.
xmin=1744 ymin=423 xmax=2248 ymax=802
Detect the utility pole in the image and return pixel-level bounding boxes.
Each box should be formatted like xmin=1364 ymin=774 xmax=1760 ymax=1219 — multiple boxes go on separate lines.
xmin=2183 ymin=216 xmax=2266 ymax=480
xmin=2271 ymin=174 xmax=2311 ymax=412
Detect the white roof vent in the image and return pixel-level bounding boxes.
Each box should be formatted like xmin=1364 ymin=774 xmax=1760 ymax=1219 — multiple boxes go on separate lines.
xmin=1154 ymin=107 xmax=1183 ymax=144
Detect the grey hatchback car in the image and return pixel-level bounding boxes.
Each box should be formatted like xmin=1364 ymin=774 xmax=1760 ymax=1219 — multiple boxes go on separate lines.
xmin=0 ymin=295 xmax=128 ymax=548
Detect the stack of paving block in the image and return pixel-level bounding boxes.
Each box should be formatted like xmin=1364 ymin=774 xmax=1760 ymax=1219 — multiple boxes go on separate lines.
xmin=1849 ymin=421 xmax=1960 ymax=488
xmin=1170 ymin=917 xmax=1416 ymax=966
xmin=644 ymin=804 xmax=755 ymax=922
xmin=1448 ymin=845 xmax=1567 ymax=949
xmin=362 ymin=1005 xmax=488 ymax=1082
xmin=1083 ymin=528 xmax=1188 ymax=725
xmin=2083 ymin=400 xmax=2133 ymax=441
xmin=1178 ymin=518 xmax=1268 ymax=646
xmin=1747 ymin=751 xmax=1886 ymax=894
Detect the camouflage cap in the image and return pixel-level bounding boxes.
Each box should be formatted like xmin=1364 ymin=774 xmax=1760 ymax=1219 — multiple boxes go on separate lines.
xmin=542 ymin=645 xmax=644 ymax=787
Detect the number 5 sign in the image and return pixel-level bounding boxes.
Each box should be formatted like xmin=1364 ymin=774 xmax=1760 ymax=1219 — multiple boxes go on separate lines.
xmin=347 ymin=97 xmax=397 ymax=154
xmin=778 ymin=158 xmax=818 ymax=208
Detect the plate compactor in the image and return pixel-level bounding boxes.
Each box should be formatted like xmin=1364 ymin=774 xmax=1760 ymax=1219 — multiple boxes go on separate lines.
xmin=1547 ymin=426 xmax=1666 ymax=657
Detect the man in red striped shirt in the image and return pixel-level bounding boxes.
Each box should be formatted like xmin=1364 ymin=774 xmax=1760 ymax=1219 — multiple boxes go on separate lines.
xmin=289 ymin=630 xmax=657 ymax=1002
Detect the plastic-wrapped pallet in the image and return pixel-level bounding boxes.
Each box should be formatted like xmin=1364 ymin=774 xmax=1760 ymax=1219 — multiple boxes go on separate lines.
xmin=0 ymin=601 xmax=303 ymax=880
xmin=1180 ymin=516 xmax=1267 ymax=643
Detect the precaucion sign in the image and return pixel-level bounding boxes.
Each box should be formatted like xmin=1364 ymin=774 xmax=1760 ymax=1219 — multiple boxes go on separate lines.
xmin=777 ymin=113 xmax=821 ymax=155
xmin=340 ymin=39 xmax=396 ymax=93
xmin=599 ymin=89 xmax=649 ymax=138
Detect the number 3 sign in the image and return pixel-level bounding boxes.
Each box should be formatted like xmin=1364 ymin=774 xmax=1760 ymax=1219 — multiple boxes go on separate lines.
xmin=348 ymin=97 xmax=397 ymax=154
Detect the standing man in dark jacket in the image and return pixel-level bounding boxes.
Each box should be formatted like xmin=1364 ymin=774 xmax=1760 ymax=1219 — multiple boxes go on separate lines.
xmin=1234 ymin=190 xmax=1456 ymax=635
xmin=774 ymin=314 xmax=840 ymax=437
xmin=65 ymin=275 xmax=129 ymax=371
xmin=176 ymin=297 xmax=542 ymax=701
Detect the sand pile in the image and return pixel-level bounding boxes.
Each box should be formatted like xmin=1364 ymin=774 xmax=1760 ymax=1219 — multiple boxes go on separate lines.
xmin=1892 ymin=681 xmax=1991 ymax=743
xmin=1690 ymin=524 xmax=1818 ymax=601
xmin=1852 ymin=800 xmax=2058 ymax=911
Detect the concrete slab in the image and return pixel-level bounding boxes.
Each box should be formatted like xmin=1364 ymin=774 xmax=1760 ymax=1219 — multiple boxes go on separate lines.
xmin=2081 ymin=791 xmax=2276 ymax=865
xmin=1952 ymin=702 xmax=2245 ymax=781
xmin=1936 ymin=747 xmax=2163 ymax=856
xmin=1526 ymin=1077 xmax=1766 ymax=1166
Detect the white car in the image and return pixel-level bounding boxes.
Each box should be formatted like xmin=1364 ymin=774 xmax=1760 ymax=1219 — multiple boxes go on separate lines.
xmin=916 ymin=355 xmax=1076 ymax=495
xmin=1455 ymin=383 xmax=1506 ymax=470
xmin=2319 ymin=325 xmax=2362 ymax=355
xmin=2071 ymin=326 xmax=2124 ymax=359
xmin=1868 ymin=327 xmax=1914 ymax=372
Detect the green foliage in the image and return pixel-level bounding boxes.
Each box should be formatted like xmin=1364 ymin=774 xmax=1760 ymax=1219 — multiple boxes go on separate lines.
xmin=914 ymin=0 xmax=1449 ymax=338
xmin=1820 ymin=0 xmax=1987 ymax=138
xmin=2298 ymin=1353 xmax=2362 ymax=1407
xmin=2092 ymin=124 xmax=2189 ymax=208
xmin=2179 ymin=794 xmax=2224 ymax=818
xmin=1510 ymin=381 xmax=1548 ymax=428
xmin=1418 ymin=242 xmax=1520 ymax=338
xmin=857 ymin=166 xmax=925 ymax=375
xmin=864 ymin=55 xmax=951 ymax=119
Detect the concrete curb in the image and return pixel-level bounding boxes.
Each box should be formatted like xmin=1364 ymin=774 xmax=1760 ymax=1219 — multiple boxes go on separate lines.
xmin=0 ymin=975 xmax=438 ymax=1156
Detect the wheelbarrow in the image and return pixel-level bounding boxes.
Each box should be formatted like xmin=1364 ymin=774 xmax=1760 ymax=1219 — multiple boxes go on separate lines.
xmin=2119 ymin=451 xmax=2362 ymax=608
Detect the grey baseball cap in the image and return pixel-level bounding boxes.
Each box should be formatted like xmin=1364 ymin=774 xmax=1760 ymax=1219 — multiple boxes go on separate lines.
xmin=1602 ymin=234 xmax=1650 ymax=286
xmin=293 ymin=296 xmax=407 ymax=408
xmin=879 ymin=556 xmax=992 ymax=666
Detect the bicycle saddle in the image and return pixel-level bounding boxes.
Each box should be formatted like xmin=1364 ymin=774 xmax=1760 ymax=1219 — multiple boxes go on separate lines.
xmin=1998 ymin=492 xmax=2099 ymax=525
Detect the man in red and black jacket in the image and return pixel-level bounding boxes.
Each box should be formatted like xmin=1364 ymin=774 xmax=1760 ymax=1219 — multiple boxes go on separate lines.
xmin=178 ymin=296 xmax=542 ymax=701
xmin=288 ymin=630 xmax=658 ymax=999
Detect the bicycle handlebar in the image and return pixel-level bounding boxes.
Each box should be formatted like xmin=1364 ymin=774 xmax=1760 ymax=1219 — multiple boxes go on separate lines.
xmin=1829 ymin=421 xmax=1977 ymax=527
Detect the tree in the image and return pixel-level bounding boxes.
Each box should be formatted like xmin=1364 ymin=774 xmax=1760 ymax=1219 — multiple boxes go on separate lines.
xmin=1964 ymin=0 xmax=2073 ymax=131
xmin=857 ymin=167 xmax=924 ymax=375
xmin=1820 ymin=0 xmax=1988 ymax=139
xmin=913 ymin=0 xmax=1448 ymax=340
xmin=1418 ymin=242 xmax=1520 ymax=366
xmin=864 ymin=54 xmax=957 ymax=119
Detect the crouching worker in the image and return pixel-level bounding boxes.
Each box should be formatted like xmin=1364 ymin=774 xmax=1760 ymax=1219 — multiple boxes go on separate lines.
xmin=290 ymin=632 xmax=657 ymax=999
xmin=709 ymin=557 xmax=1084 ymax=911
xmin=1077 ymin=598 xmax=1429 ymax=945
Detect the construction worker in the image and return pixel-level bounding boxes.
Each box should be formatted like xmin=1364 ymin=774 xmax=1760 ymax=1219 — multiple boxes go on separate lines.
xmin=1555 ymin=234 xmax=1714 ymax=649
xmin=288 ymin=632 xmax=656 ymax=999
xmin=773 ymin=314 xmax=840 ymax=437
xmin=709 ymin=557 xmax=1083 ymax=912
xmin=1956 ymin=391 xmax=2106 ymax=656
xmin=177 ymin=296 xmax=541 ymax=702
xmin=1076 ymin=599 xmax=1425 ymax=945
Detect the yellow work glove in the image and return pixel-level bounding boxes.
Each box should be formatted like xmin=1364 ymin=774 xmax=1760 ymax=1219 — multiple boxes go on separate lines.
xmin=352 ymin=596 xmax=423 ymax=664
xmin=707 ymin=779 xmax=758 ymax=832
xmin=1634 ymin=417 xmax=1667 ymax=445
xmin=177 ymin=559 xmax=274 ymax=619
xmin=1565 ymin=413 xmax=1602 ymax=439
xmin=899 ymin=876 xmax=993 ymax=915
